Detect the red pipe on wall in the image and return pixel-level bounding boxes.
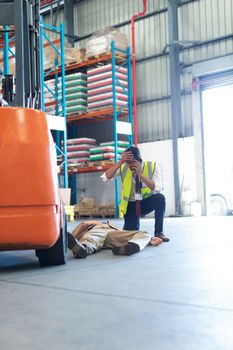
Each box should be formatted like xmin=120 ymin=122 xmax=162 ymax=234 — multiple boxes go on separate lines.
xmin=131 ymin=0 xmax=148 ymax=146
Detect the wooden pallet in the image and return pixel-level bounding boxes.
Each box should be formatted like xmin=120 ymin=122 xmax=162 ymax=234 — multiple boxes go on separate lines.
xmin=68 ymin=162 xmax=88 ymax=168
xmin=65 ymin=60 xmax=78 ymax=67
xmin=65 ymin=58 xmax=88 ymax=67
xmin=44 ymin=59 xmax=87 ymax=73
xmin=87 ymin=51 xmax=126 ymax=61
xmin=87 ymin=160 xmax=114 ymax=167
xmin=76 ymin=214 xmax=115 ymax=219
xmin=66 ymin=110 xmax=87 ymax=116
xmin=88 ymin=106 xmax=129 ymax=113
xmin=87 ymin=52 xmax=111 ymax=60
xmin=66 ymin=107 xmax=129 ymax=123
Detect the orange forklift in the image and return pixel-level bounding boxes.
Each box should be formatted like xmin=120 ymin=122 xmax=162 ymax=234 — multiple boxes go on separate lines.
xmin=0 ymin=107 xmax=67 ymax=266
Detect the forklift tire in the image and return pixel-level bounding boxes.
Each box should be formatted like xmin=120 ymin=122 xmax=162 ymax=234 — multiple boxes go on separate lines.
xmin=36 ymin=214 xmax=68 ymax=267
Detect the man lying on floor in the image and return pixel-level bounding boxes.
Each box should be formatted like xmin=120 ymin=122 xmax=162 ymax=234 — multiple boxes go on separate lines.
xmin=68 ymin=220 xmax=163 ymax=259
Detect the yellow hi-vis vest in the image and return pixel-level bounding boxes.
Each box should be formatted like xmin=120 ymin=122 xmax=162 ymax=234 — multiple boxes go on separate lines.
xmin=119 ymin=161 xmax=156 ymax=215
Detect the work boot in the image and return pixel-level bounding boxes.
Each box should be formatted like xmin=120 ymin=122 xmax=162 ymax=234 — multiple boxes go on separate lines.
xmin=112 ymin=242 xmax=140 ymax=256
xmin=156 ymin=233 xmax=170 ymax=242
xmin=68 ymin=232 xmax=87 ymax=259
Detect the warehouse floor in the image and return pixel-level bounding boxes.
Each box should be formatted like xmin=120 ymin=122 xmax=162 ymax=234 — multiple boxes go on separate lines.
xmin=0 ymin=216 xmax=233 ymax=350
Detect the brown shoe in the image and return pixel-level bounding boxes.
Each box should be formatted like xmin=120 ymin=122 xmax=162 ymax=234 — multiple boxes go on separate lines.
xmin=157 ymin=233 xmax=170 ymax=242
xmin=68 ymin=232 xmax=87 ymax=259
xmin=112 ymin=242 xmax=140 ymax=256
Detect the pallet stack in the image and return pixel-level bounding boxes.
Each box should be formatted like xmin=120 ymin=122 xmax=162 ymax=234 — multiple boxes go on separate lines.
xmin=87 ymin=64 xmax=128 ymax=111
xmin=65 ymin=137 xmax=96 ymax=167
xmin=74 ymin=199 xmax=116 ymax=218
xmin=44 ymin=43 xmax=87 ymax=71
xmin=58 ymin=72 xmax=88 ymax=115
xmin=99 ymin=203 xmax=115 ymax=218
xmin=89 ymin=143 xmax=127 ymax=163
xmin=44 ymin=78 xmax=56 ymax=115
xmin=100 ymin=140 xmax=129 ymax=148
xmin=77 ymin=197 xmax=96 ymax=217
xmin=86 ymin=27 xmax=128 ymax=59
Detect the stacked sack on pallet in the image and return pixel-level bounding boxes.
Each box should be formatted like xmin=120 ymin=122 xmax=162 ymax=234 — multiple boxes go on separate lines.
xmin=89 ymin=140 xmax=129 ymax=163
xmin=44 ymin=78 xmax=56 ymax=115
xmin=58 ymin=72 xmax=87 ymax=115
xmin=86 ymin=27 xmax=128 ymax=59
xmin=87 ymin=64 xmax=128 ymax=111
xmin=65 ymin=137 xmax=96 ymax=167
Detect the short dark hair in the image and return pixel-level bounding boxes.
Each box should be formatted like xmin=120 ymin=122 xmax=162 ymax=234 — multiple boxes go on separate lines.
xmin=126 ymin=146 xmax=142 ymax=162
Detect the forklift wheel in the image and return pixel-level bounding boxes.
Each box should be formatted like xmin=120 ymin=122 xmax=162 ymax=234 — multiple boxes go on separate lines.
xmin=36 ymin=214 xmax=68 ymax=267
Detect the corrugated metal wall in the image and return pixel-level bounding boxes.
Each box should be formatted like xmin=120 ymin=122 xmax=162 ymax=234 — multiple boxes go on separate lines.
xmin=44 ymin=0 xmax=233 ymax=143
xmin=75 ymin=0 xmax=166 ymax=36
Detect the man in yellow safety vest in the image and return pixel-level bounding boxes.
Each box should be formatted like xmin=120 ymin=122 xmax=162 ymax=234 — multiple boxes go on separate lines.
xmin=101 ymin=146 xmax=169 ymax=250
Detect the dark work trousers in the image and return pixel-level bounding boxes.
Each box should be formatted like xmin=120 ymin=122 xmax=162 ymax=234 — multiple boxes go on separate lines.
xmin=123 ymin=193 xmax=166 ymax=236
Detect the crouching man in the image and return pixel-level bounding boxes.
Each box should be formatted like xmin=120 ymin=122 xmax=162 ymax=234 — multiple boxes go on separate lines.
xmin=68 ymin=220 xmax=163 ymax=259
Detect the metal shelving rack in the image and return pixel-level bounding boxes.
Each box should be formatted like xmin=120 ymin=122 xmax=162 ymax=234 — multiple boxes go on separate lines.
xmin=40 ymin=18 xmax=68 ymax=188
xmin=1 ymin=15 xmax=133 ymax=216
xmin=1 ymin=26 xmax=15 ymax=74
xmin=0 ymin=26 xmax=14 ymax=75
xmin=63 ymin=41 xmax=133 ymax=217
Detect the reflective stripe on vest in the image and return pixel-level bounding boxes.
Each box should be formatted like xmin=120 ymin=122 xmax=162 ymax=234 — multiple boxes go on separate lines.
xmin=119 ymin=161 xmax=156 ymax=214
xmin=141 ymin=161 xmax=155 ymax=198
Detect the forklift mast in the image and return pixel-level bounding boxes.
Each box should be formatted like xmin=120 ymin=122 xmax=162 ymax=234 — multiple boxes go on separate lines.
xmin=0 ymin=0 xmax=41 ymax=109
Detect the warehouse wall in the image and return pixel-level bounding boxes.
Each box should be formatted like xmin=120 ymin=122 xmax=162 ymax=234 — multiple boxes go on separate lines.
xmin=73 ymin=0 xmax=233 ymax=143
xmin=43 ymin=0 xmax=233 ymax=143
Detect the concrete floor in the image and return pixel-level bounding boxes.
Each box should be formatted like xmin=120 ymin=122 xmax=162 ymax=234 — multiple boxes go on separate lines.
xmin=0 ymin=216 xmax=233 ymax=350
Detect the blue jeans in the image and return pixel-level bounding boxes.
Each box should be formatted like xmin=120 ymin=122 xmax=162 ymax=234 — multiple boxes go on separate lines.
xmin=123 ymin=193 xmax=166 ymax=236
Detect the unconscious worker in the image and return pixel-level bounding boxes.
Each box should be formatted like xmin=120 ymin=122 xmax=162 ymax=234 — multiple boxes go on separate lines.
xmin=68 ymin=220 xmax=163 ymax=259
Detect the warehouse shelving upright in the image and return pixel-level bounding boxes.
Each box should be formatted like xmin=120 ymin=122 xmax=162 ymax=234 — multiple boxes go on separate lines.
xmin=0 ymin=26 xmax=15 ymax=77
xmin=40 ymin=18 xmax=68 ymax=188
xmin=2 ymin=26 xmax=15 ymax=74
xmin=111 ymin=41 xmax=133 ymax=217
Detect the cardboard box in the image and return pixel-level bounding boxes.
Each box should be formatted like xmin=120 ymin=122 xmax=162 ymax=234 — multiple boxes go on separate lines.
xmin=59 ymin=188 xmax=71 ymax=206
xmin=80 ymin=197 xmax=95 ymax=206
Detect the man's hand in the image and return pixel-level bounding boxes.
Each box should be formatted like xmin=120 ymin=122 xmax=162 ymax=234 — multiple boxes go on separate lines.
xmin=150 ymin=237 xmax=163 ymax=246
xmin=103 ymin=150 xmax=134 ymax=180
xmin=120 ymin=151 xmax=134 ymax=164
xmin=132 ymin=160 xmax=142 ymax=177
